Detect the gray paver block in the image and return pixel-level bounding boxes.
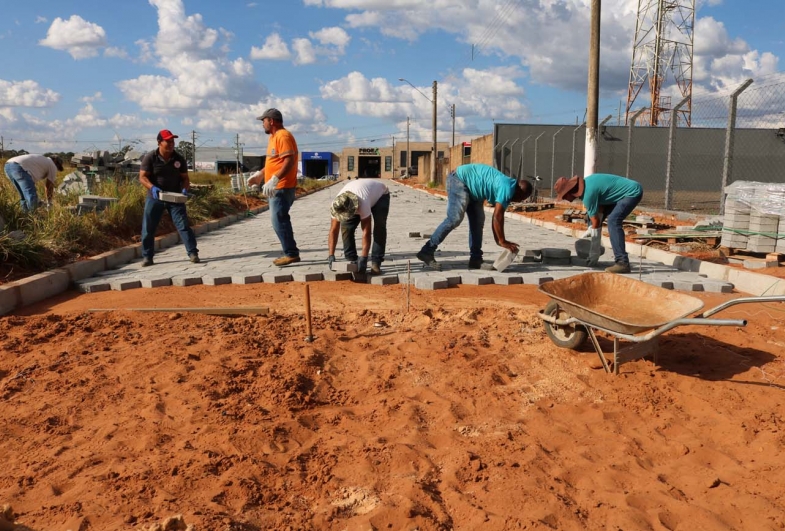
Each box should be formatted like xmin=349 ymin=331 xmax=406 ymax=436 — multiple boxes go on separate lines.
xmin=642 ymin=278 xmax=674 ymax=289
xmin=333 ymin=262 xmax=358 ymax=273
xmin=110 ymin=280 xmax=142 ymax=291
xmin=673 ymin=280 xmax=704 ymax=291
xmin=172 ymin=276 xmax=203 ymax=287
xmin=78 ymin=282 xmax=111 ymax=293
xmin=293 ymin=271 xmax=324 ymax=282
xmin=231 ymin=274 xmax=262 ymax=284
xmin=702 ymin=281 xmax=734 ymax=293
xmin=743 ymin=259 xmax=779 ymax=269
xmin=442 ymin=274 xmax=462 ymax=287
xmin=203 ymin=275 xmax=232 ymax=286
xmin=263 ymin=272 xmax=294 ymax=283
xmin=422 ymin=233 xmax=432 ymax=239
xmin=521 ymin=273 xmax=554 ymax=285
xmin=543 ymin=257 xmax=572 ymax=266
xmin=492 ymin=275 xmax=523 ymax=285
xmin=141 ymin=278 xmax=172 ymax=288
xmin=414 ymin=277 xmax=448 ymax=290
xmin=462 ymin=274 xmax=494 ymax=286
xmin=324 ymin=271 xmax=353 ymax=281
xmin=370 ymin=275 xmax=399 ymax=285
xmin=408 ymin=231 xmax=421 ymax=238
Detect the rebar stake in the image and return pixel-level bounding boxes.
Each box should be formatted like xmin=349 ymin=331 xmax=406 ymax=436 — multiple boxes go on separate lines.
xmin=406 ymin=260 xmax=411 ymax=313
xmin=304 ymin=284 xmax=314 ymax=342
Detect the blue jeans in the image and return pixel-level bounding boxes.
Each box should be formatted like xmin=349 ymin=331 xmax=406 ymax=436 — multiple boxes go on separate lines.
xmin=340 ymin=193 xmax=390 ymax=263
xmin=270 ymin=187 xmax=299 ymax=257
xmin=4 ymin=162 xmax=40 ymax=211
xmin=422 ymin=171 xmax=485 ymax=260
xmin=141 ymin=195 xmax=199 ymax=259
xmin=605 ymin=191 xmax=643 ymax=265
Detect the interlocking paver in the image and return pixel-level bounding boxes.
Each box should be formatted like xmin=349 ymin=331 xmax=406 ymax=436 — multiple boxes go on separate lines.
xmin=75 ymin=181 xmax=724 ymax=293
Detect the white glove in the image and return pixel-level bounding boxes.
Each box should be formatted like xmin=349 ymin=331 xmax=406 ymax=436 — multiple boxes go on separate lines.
xmin=587 ymin=233 xmax=602 ymax=267
xmin=582 ymin=227 xmax=599 ymax=239
xmin=262 ymin=175 xmax=280 ymax=197
xmin=246 ymin=170 xmax=262 ymax=186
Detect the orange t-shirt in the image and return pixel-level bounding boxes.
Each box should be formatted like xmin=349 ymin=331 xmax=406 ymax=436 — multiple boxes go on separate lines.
xmin=265 ymin=128 xmax=298 ymax=189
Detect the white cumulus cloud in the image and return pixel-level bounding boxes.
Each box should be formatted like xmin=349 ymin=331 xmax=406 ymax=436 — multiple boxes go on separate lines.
xmin=250 ymin=33 xmax=291 ymax=60
xmin=0 ymin=79 xmax=60 ymax=107
xmin=39 ymin=15 xmax=107 ymax=59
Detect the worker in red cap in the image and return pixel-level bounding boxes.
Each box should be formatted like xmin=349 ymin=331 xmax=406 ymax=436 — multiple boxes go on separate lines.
xmin=138 ymin=129 xmax=199 ymax=267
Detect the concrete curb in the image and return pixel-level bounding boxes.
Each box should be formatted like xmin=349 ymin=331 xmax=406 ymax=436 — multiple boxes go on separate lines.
xmin=404 ymin=183 xmax=785 ymax=297
xmin=0 ymin=184 xmax=336 ymax=315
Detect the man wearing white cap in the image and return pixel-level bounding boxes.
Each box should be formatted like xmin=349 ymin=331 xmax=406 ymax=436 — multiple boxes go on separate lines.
xmin=327 ymin=179 xmax=390 ymax=275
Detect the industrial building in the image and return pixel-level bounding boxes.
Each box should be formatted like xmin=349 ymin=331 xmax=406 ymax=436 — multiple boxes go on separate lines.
xmin=193 ymin=147 xmax=263 ymax=174
xmin=340 ymin=141 xmax=450 ymax=179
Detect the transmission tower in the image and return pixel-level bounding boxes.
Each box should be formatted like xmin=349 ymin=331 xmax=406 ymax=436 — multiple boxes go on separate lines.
xmin=626 ymin=0 xmax=695 ymax=127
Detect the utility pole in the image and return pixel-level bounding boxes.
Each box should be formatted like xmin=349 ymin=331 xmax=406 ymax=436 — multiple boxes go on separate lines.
xmin=406 ymin=116 xmax=410 ymax=175
xmin=450 ymin=104 xmax=456 ymax=147
xmin=391 ymin=135 xmax=395 ymax=177
xmin=192 ymin=130 xmax=198 ymax=170
xmin=235 ymin=133 xmax=241 ymax=176
xmin=431 ymin=80 xmax=438 ymax=185
xmin=584 ymin=0 xmax=601 ymax=177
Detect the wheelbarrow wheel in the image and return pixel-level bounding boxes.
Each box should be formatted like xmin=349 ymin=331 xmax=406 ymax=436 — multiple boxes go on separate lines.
xmin=543 ymin=300 xmax=588 ymax=350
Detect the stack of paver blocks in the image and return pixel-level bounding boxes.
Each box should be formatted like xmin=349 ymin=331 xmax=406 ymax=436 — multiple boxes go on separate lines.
xmin=778 ymin=216 xmax=785 ymax=254
xmin=720 ymin=198 xmax=750 ymax=249
xmin=747 ymin=210 xmax=778 ymax=253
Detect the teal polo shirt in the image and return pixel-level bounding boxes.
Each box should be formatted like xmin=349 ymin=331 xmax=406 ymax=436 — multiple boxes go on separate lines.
xmin=455 ymin=164 xmax=517 ymax=209
xmin=582 ymin=173 xmax=643 ymax=217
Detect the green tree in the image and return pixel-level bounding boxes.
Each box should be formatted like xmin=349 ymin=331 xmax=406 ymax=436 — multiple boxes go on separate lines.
xmin=177 ymin=141 xmax=194 ymax=167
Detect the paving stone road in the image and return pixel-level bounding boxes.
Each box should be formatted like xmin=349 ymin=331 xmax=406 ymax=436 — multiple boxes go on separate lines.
xmin=76 ymin=180 xmax=733 ymax=293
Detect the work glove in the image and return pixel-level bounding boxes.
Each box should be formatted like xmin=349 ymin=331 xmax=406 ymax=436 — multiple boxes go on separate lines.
xmin=357 ymin=256 xmax=368 ymax=273
xmin=181 ymin=188 xmax=188 ymax=197
xmin=151 ymin=186 xmax=162 ymax=199
xmin=327 ymin=255 xmax=335 ymax=269
xmin=582 ymin=227 xmax=599 ymax=239
xmin=246 ymin=170 xmax=262 ymax=187
xmin=262 ymin=175 xmax=280 ymax=198
xmin=587 ymin=232 xmax=602 ymax=267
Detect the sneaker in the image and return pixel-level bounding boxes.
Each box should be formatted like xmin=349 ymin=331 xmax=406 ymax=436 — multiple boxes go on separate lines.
xmin=369 ymin=262 xmax=382 ymax=275
xmin=141 ymin=257 xmax=154 ymax=267
xmin=605 ymin=262 xmax=631 ymax=274
xmin=189 ymin=253 xmax=200 ymax=264
xmin=273 ymin=255 xmax=301 ymax=267
xmin=416 ymin=250 xmax=442 ymax=271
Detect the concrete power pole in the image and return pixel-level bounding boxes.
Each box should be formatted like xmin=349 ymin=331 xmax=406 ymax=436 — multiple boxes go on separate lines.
xmin=191 ymin=130 xmax=197 ymax=170
xmin=584 ymin=0 xmax=601 ymax=177
xmin=450 ymin=104 xmax=456 ymax=147
xmin=406 ymin=116 xmax=410 ymax=176
xmin=431 ymin=80 xmax=437 ymax=185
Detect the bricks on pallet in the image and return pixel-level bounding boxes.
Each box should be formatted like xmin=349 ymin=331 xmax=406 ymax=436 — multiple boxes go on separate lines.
xmin=746 ymin=236 xmax=776 ymax=253
xmin=743 ymin=259 xmax=779 ymax=269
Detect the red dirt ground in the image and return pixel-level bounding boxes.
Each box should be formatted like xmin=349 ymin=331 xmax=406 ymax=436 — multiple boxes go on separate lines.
xmin=2 ymin=282 xmax=785 ymax=530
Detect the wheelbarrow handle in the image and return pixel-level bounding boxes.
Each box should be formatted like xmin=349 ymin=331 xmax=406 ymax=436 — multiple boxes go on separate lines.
xmin=700 ymin=296 xmax=785 ymax=319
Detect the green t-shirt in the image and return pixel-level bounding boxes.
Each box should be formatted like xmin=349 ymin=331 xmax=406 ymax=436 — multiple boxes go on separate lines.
xmin=455 ymin=164 xmax=517 ymax=209
xmin=582 ymin=173 xmax=643 ymax=216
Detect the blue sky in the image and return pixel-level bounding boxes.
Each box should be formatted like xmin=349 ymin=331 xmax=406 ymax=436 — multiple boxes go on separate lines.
xmin=0 ymin=0 xmax=782 ymax=155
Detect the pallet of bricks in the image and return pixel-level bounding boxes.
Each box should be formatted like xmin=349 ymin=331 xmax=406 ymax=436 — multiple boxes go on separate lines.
xmin=721 ymin=181 xmax=785 ymax=268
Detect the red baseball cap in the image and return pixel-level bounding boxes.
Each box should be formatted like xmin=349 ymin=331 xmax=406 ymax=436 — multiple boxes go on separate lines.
xmin=157 ymin=129 xmax=179 ymax=142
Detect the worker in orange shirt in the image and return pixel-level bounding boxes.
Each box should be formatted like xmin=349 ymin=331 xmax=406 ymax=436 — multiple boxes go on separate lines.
xmin=248 ymin=108 xmax=300 ymax=266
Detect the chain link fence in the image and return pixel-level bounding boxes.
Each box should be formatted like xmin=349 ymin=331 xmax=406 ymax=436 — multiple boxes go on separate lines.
xmin=493 ymin=73 xmax=785 ymax=214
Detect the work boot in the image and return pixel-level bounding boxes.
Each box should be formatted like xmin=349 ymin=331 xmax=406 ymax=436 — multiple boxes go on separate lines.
xmin=141 ymin=257 xmax=154 ymax=267
xmin=605 ymin=262 xmax=631 ymax=274
xmin=189 ymin=252 xmax=200 ymax=264
xmin=416 ymin=250 xmax=442 ymax=271
xmin=468 ymin=258 xmax=485 ymax=269
xmin=273 ymin=255 xmax=301 ymax=267
xmin=369 ymin=262 xmax=382 ymax=275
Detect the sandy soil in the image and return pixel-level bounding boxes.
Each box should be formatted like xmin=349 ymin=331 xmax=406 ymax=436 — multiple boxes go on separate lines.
xmin=2 ymin=282 xmax=785 ymax=530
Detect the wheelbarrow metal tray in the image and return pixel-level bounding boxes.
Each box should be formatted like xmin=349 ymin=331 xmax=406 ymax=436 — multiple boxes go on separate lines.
xmin=539 ymin=273 xmax=705 ymax=335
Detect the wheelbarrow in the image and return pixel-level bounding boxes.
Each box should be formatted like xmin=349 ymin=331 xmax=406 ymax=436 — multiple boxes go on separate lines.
xmin=537 ymin=273 xmax=785 ymax=374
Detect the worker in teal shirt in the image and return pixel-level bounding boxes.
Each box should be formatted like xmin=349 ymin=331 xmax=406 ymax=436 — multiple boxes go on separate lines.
xmin=555 ymin=173 xmax=643 ymax=273
xmin=417 ymin=164 xmax=532 ymax=271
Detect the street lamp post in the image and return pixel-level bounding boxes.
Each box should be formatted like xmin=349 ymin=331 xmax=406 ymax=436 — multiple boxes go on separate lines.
xmin=399 ymin=78 xmax=438 ymax=185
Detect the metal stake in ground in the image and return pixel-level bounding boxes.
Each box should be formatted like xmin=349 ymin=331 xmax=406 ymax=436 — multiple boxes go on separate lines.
xmin=407 ymin=260 xmax=411 ymax=313
xmin=304 ymin=284 xmax=314 ymax=342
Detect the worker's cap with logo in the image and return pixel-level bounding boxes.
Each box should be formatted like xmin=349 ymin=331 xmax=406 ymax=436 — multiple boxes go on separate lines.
xmin=256 ymin=108 xmax=284 ymax=123
xmin=330 ymin=191 xmax=360 ymax=221
xmin=157 ymin=129 xmax=179 ymax=142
